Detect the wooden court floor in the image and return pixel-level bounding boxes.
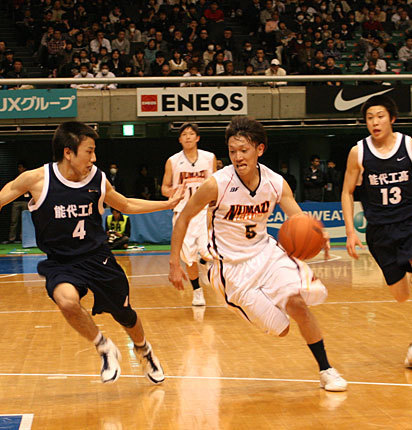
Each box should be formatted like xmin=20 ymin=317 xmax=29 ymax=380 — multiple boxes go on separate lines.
xmin=1 ymin=249 xmax=412 ymax=429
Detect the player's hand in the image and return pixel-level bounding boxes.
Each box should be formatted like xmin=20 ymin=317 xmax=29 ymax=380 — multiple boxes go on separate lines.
xmin=167 ymin=182 xmax=186 ymax=209
xmin=169 ymin=262 xmax=187 ymax=291
xmin=346 ymin=232 xmax=364 ymax=259
xmin=323 ymin=230 xmax=330 ymax=260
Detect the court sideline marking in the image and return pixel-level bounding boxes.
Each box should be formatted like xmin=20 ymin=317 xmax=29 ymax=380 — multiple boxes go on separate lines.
xmin=0 ymin=371 xmax=410 ymax=388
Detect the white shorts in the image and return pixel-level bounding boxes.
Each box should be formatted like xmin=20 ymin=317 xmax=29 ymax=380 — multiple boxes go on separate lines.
xmin=209 ymin=238 xmax=327 ymax=336
xmin=173 ymin=210 xmax=210 ymax=266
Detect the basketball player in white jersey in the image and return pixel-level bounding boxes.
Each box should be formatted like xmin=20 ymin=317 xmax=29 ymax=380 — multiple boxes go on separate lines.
xmin=162 ymin=123 xmax=216 ymax=306
xmin=169 ymin=116 xmax=347 ymax=391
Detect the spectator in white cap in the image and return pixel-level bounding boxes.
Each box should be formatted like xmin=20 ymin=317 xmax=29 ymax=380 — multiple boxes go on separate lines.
xmin=265 ymin=58 xmax=287 ymax=87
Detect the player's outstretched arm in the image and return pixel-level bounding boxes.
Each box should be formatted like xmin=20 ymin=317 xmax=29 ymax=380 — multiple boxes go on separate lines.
xmin=169 ymin=177 xmax=218 ymax=291
xmin=161 ymin=159 xmax=174 ymax=198
xmin=279 ymin=179 xmax=302 ymax=218
xmin=104 ymin=179 xmax=184 ymax=214
xmin=342 ymin=146 xmax=364 ymax=259
xmin=0 ymin=169 xmax=40 ymax=211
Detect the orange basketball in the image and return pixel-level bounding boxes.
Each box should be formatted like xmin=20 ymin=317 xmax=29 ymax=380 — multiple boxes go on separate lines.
xmin=278 ymin=213 xmax=325 ymax=260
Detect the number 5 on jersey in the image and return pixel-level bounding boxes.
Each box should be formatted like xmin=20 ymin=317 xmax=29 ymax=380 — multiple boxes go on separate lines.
xmin=73 ymin=220 xmax=86 ymax=239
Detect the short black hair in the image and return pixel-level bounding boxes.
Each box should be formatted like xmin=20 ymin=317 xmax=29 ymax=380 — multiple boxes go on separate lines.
xmin=225 ymin=116 xmax=267 ymax=150
xmin=360 ymin=94 xmax=398 ymax=120
xmin=52 ymin=122 xmax=99 ymax=162
xmin=179 ymin=122 xmax=199 ymax=136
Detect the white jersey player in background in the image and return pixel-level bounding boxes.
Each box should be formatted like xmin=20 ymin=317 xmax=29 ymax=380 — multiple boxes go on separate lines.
xmin=162 ymin=122 xmax=216 ymax=306
xmin=168 ymin=116 xmax=347 ymax=392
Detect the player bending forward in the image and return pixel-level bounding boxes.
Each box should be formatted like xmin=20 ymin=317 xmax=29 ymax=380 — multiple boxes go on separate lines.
xmin=169 ymin=116 xmax=347 ymax=392
xmin=0 ymin=122 xmax=184 ymax=385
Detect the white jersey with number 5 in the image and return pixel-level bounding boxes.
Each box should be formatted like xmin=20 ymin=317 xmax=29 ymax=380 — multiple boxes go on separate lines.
xmin=209 ymin=164 xmax=283 ymax=263
xmin=170 ymin=149 xmax=215 ymax=213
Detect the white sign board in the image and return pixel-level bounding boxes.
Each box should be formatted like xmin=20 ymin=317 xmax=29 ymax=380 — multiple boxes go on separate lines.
xmin=137 ymin=87 xmax=247 ymax=116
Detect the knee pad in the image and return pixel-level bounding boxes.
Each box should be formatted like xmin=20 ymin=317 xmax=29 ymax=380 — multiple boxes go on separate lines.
xmin=112 ymin=307 xmax=137 ymax=328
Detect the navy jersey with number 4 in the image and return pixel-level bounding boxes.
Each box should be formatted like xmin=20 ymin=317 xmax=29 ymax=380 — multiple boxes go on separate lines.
xmin=358 ymin=132 xmax=412 ymax=225
xmin=29 ymin=163 xmax=107 ymax=258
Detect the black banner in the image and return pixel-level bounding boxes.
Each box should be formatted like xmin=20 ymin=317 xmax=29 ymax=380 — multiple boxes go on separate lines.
xmin=306 ymin=85 xmax=411 ymax=114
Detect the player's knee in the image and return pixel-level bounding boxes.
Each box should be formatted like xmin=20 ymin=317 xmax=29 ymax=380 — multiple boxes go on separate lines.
xmin=55 ymin=297 xmax=81 ymax=315
xmin=286 ymin=295 xmax=309 ymax=321
xmin=111 ymin=307 xmax=137 ymax=328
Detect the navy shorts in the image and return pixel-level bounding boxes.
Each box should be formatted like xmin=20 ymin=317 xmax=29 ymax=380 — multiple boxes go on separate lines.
xmin=37 ymin=245 xmax=131 ymax=316
xmin=366 ymin=218 xmax=412 ymax=285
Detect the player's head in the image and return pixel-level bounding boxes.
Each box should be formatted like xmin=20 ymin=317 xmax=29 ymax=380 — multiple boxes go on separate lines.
xmin=179 ymin=122 xmax=199 ymax=137
xmin=361 ymin=94 xmax=398 ymax=121
xmin=52 ymin=122 xmax=99 ymax=162
xmin=178 ymin=122 xmax=200 ymax=149
xmin=225 ymin=116 xmax=267 ymax=151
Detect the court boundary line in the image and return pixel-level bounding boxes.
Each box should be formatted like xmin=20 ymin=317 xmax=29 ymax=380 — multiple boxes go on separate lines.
xmin=0 ymin=372 xmax=410 ymax=388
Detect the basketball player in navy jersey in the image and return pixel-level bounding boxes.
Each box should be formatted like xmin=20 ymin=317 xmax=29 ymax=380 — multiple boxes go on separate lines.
xmin=342 ymin=94 xmax=412 ymax=367
xmin=0 ymin=122 xmax=184 ymax=385
xmin=169 ymin=116 xmax=347 ymax=391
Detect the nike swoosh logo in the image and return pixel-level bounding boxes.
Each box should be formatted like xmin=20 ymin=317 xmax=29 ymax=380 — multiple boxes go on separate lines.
xmin=103 ymin=257 xmax=109 ymax=265
xmin=397 ymin=156 xmax=406 ymax=161
xmin=334 ymin=88 xmax=394 ymax=111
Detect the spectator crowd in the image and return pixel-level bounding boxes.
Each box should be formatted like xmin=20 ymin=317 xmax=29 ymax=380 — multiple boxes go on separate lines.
xmin=1 ymin=0 xmax=412 ymax=88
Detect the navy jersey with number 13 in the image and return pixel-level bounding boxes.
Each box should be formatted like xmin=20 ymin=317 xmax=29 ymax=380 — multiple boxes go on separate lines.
xmin=358 ymin=132 xmax=412 ymax=225
xmin=29 ymin=162 xmax=107 ymax=258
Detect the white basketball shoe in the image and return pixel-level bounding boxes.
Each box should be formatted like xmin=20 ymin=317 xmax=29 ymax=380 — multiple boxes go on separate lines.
xmin=96 ymin=337 xmax=122 ymax=384
xmin=319 ymin=368 xmax=348 ymax=392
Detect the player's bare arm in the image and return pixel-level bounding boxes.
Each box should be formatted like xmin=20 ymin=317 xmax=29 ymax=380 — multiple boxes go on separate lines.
xmin=105 ymin=180 xmax=184 ymax=214
xmin=0 ymin=167 xmax=44 ymax=210
xmin=341 ymin=146 xmax=364 ymax=259
xmin=161 ymin=159 xmax=174 ymax=198
xmin=169 ymin=177 xmax=218 ymax=290
xmin=279 ymin=179 xmax=302 ymax=217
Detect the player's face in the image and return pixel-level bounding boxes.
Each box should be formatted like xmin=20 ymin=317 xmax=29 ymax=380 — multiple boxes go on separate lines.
xmin=366 ymin=105 xmax=395 ymax=141
xmin=179 ymin=127 xmax=200 ymax=150
xmin=228 ymin=135 xmax=264 ymax=178
xmin=70 ymin=137 xmax=96 ymax=177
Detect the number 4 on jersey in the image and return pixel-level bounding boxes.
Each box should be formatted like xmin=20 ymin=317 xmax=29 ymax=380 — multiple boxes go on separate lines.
xmin=72 ymin=219 xmax=86 ymax=240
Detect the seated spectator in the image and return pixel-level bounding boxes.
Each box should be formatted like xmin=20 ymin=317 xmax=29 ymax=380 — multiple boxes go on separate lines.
xmin=79 ymin=48 xmax=91 ymax=68
xmin=1 ymin=49 xmax=14 ymax=76
xmin=144 ymin=39 xmax=157 ymax=64
xmin=169 ymin=29 xmax=186 ymax=54
xmin=203 ymin=43 xmax=216 ymax=67
xmin=362 ymin=48 xmax=387 ymax=72
xmin=126 ymin=22 xmax=142 ymax=43
xmin=71 ymin=63 xmax=95 ymax=88
xmin=332 ymin=32 xmax=346 ymax=53
xmin=151 ymin=51 xmax=167 ymax=76
xmin=106 ymin=208 xmax=130 ymax=250
xmin=250 ymin=48 xmax=270 ymax=75
xmin=51 ymin=0 xmax=65 ymax=23
xmin=323 ymin=38 xmax=341 ymax=60
xmin=72 ymin=32 xmax=88 ymax=53
xmin=323 ymin=56 xmax=342 ymax=86
xmin=202 ymin=63 xmax=216 ymax=86
xmin=181 ymin=64 xmax=202 ymax=86
xmin=109 ymin=5 xmax=122 ymax=24
xmin=89 ymin=53 xmax=99 ymax=75
xmin=0 ymin=41 xmax=6 ymax=64
xmin=6 ymin=59 xmax=31 ymax=88
xmin=169 ymin=49 xmax=187 ymax=76
xmin=120 ymin=64 xmax=136 ymax=87
xmin=243 ymin=64 xmax=261 ymax=86
xmin=184 ymin=19 xmax=199 ymax=44
xmin=98 ymin=46 xmax=111 ymax=65
xmin=183 ymin=41 xmax=195 ymax=64
xmin=111 ymin=29 xmax=130 ymax=56
xmin=398 ymin=37 xmax=412 ymax=64
xmin=154 ymin=31 xmax=168 ymax=54
xmin=395 ymin=9 xmax=411 ymax=33
xmin=47 ymin=29 xmax=66 ymax=71
xmin=95 ymin=63 xmax=117 ymax=90
xmin=311 ymin=49 xmax=327 ymax=74
xmin=90 ymin=30 xmax=112 ymax=54
xmin=99 ymin=14 xmax=114 ymax=36
xmin=265 ymin=58 xmax=287 ymax=87
xmin=132 ymin=49 xmax=150 ymax=76
xmin=209 ymin=50 xmax=226 ymax=75
xmin=204 ymin=1 xmax=224 ymax=22
xmin=187 ymin=52 xmax=204 ymax=74
xmin=194 ymin=28 xmax=211 ymax=54
xmin=362 ymin=59 xmax=384 ymax=85
xmin=107 ymin=49 xmax=125 ymax=76
xmin=240 ymin=41 xmax=255 ymax=70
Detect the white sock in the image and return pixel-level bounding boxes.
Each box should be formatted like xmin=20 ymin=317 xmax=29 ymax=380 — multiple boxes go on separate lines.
xmin=93 ymin=332 xmax=104 ymax=346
